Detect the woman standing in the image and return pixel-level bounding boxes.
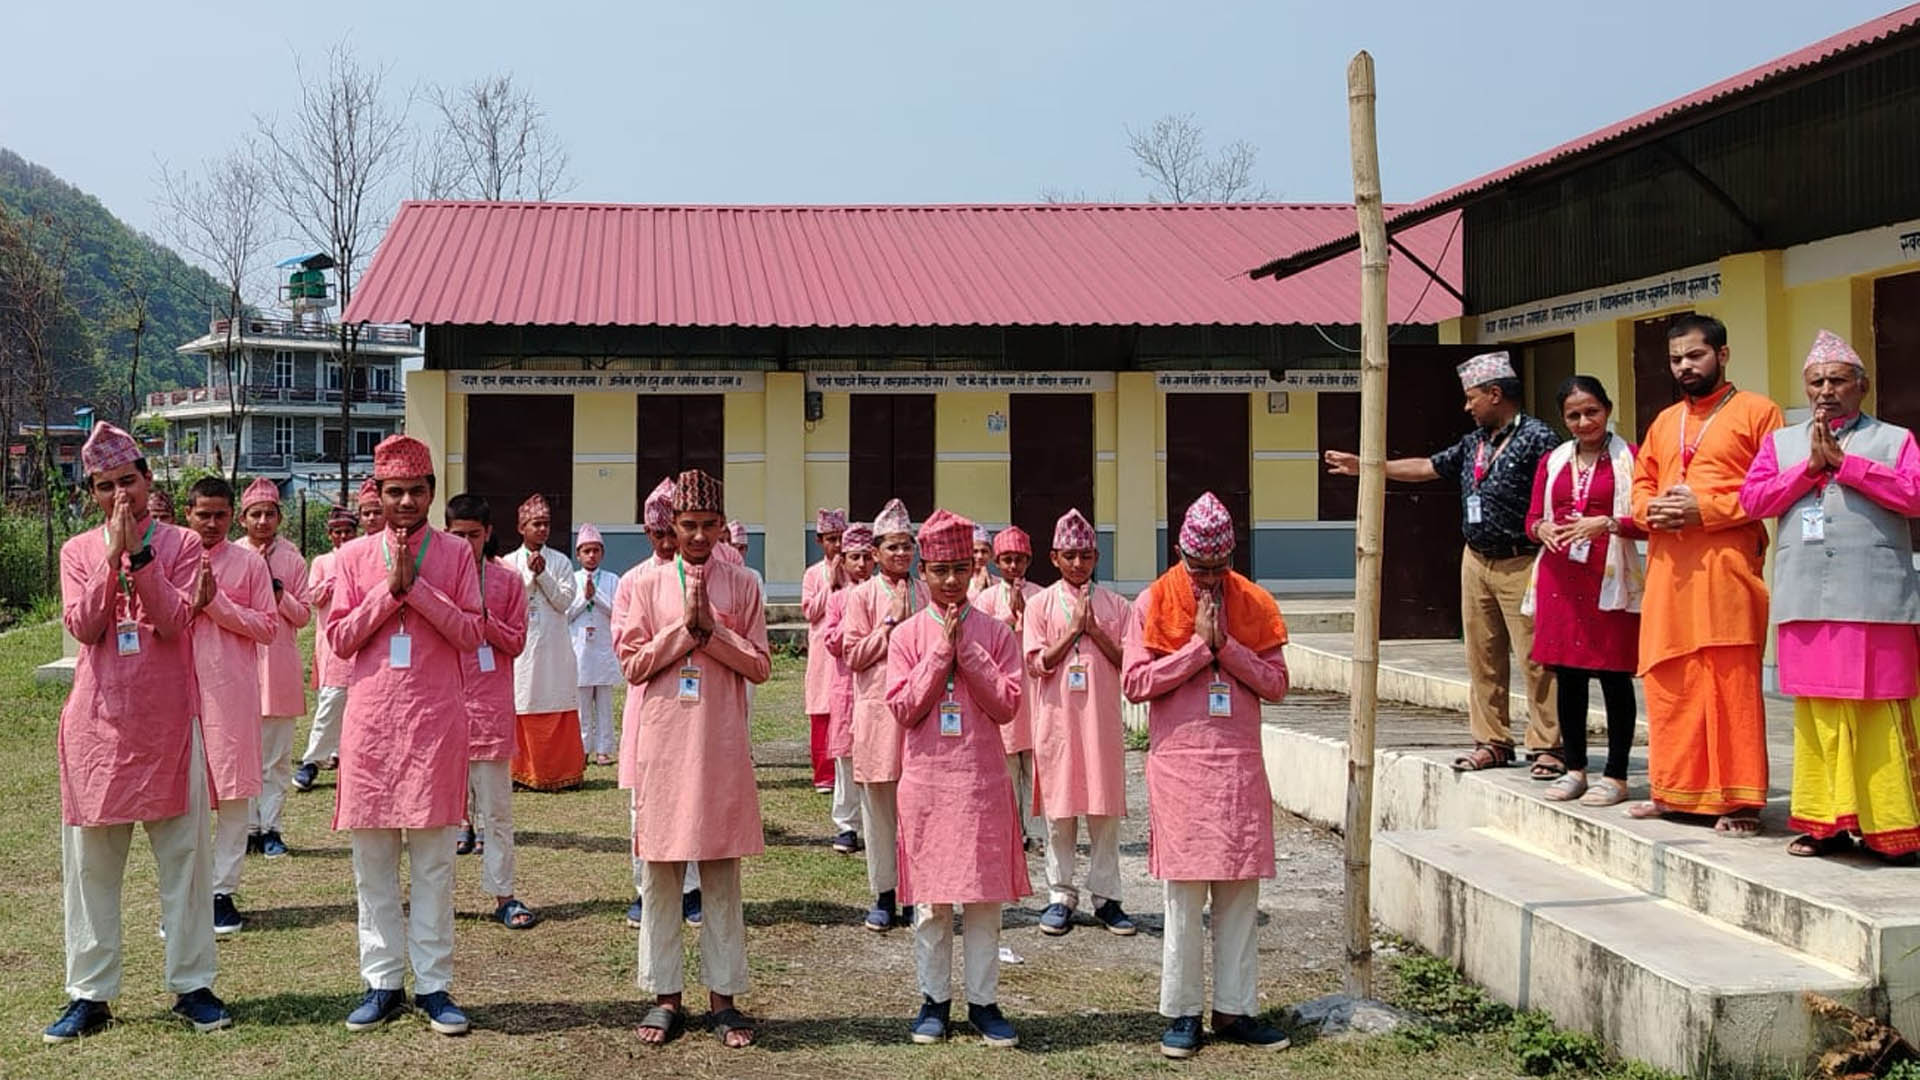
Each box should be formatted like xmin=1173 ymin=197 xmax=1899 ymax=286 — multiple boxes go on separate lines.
xmin=1524 ymin=376 xmax=1645 ymax=805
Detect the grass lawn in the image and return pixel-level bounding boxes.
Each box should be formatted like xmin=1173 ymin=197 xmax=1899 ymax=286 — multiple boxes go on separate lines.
xmin=0 ymin=623 xmax=1627 ymax=1079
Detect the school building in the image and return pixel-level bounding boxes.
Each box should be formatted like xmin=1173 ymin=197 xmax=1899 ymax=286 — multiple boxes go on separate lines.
xmin=343 ymin=202 xmax=1460 ymax=600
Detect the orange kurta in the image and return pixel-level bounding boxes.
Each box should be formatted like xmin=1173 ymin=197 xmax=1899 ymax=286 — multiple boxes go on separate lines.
xmin=1631 ymin=383 xmax=1782 ymax=813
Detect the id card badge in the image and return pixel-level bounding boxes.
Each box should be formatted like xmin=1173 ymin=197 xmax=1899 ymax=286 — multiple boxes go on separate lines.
xmin=115 ymin=620 xmax=140 ymax=656
xmin=1567 ymin=539 xmax=1592 ymax=564
xmin=678 ymin=665 xmax=702 ymax=702
xmin=585 ymin=625 xmax=596 ymax=640
xmin=389 ymin=632 xmax=413 ymax=670
xmin=939 ymin=700 xmax=963 ymax=736
xmin=1207 ymin=680 xmax=1232 ymax=717
xmin=1465 ymin=494 xmax=1484 ymax=525
xmin=476 ymin=644 xmax=496 ymax=672
xmin=1067 ymin=661 xmax=1089 ymax=692
xmin=1800 ymin=506 xmax=1826 ymax=543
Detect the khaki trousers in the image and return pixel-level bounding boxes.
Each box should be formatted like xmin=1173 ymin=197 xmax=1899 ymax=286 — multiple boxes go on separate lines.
xmin=1045 ymin=815 xmax=1122 ymax=909
xmin=914 ymin=902 xmax=1001 ymax=1006
xmin=467 ymin=760 xmax=516 ymax=898
xmin=1460 ymin=548 xmax=1559 ymax=751
xmin=628 ymin=802 xmax=698 ymax=895
xmin=860 ymin=781 xmax=899 ymax=895
xmin=351 ymin=827 xmax=458 ymax=994
xmin=211 ymin=798 xmax=251 ymax=896
xmin=251 ymin=717 xmax=296 ymax=834
xmin=1005 ymin=750 xmax=1041 ymax=842
xmin=63 ymin=722 xmax=216 ymax=1001
xmin=301 ymin=684 xmax=346 ymax=765
xmin=1160 ymin=878 xmax=1260 ymax=1019
xmin=830 ymin=756 xmax=863 ymax=836
xmin=637 ymin=857 xmax=746 ymax=996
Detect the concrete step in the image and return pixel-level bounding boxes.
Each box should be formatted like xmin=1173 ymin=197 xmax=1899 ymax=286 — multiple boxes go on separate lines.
xmin=768 ymin=622 xmax=807 ymax=649
xmin=1374 ymin=826 xmax=1872 ymax=1076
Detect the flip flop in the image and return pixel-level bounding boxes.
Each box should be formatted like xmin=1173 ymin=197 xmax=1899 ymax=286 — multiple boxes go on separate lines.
xmin=1714 ymin=813 xmax=1762 ymax=837
xmin=709 ymin=1006 xmax=755 ymax=1049
xmin=1541 ymin=772 xmax=1587 ymax=802
xmin=1788 ymin=832 xmax=1853 ymax=857
xmin=1528 ymin=751 xmax=1567 ymax=780
xmin=637 ymin=1004 xmax=685 ymax=1045
xmin=1579 ymin=778 xmax=1629 ymax=807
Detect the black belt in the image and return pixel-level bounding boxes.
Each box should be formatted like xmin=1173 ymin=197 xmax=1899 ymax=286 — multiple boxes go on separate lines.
xmin=1468 ymin=541 xmax=1537 ymax=561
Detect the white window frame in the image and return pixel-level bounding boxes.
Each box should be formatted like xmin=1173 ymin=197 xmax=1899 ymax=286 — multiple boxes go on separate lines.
xmin=273 ymin=416 xmax=295 ymax=457
xmin=273 ymin=350 xmax=296 ymax=389
xmin=352 ymin=428 xmax=383 ymax=459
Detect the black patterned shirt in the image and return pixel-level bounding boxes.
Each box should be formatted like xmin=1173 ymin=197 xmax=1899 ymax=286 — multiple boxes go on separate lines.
xmin=1427 ymin=413 xmax=1559 ymax=557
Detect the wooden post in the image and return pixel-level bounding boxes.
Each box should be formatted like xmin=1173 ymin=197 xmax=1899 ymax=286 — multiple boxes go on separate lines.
xmin=1344 ymin=48 xmax=1391 ymax=999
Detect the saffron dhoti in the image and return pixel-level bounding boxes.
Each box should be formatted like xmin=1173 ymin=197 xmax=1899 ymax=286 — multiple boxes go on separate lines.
xmin=511 ymin=710 xmax=585 ymax=790
xmin=1641 ymin=645 xmax=1769 ymax=815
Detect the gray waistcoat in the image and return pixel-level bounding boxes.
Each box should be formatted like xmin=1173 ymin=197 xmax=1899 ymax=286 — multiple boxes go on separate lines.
xmin=1769 ymin=414 xmax=1920 ymax=625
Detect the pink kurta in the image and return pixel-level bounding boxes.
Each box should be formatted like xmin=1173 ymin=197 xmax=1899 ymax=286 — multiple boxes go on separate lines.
xmin=191 ymin=539 xmax=277 ymax=801
xmin=822 ymin=588 xmax=857 ymax=758
xmin=801 ymin=558 xmax=837 ymax=715
xmin=612 ymin=552 xmax=672 ymax=790
xmin=886 ymin=608 xmax=1032 ymax=906
xmin=461 ymin=558 xmax=528 ymax=761
xmin=842 ymin=574 xmax=931 ymax=784
xmin=308 ymin=550 xmax=351 ymax=687
xmin=1023 ymin=581 xmax=1130 ymax=819
xmin=616 ymin=555 xmax=770 ymax=862
xmin=59 ymin=519 xmax=202 ymax=826
xmin=1740 ymin=429 xmax=1920 ymax=700
xmin=326 ymin=528 xmax=484 ymax=830
xmin=250 ymin=538 xmax=310 ymax=717
xmin=972 ymin=579 xmax=1042 ymax=755
xmin=1121 ymin=584 xmax=1289 ymax=881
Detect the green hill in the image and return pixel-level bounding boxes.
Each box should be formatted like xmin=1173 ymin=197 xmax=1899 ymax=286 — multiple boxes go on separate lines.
xmin=0 ymin=148 xmax=228 ymax=412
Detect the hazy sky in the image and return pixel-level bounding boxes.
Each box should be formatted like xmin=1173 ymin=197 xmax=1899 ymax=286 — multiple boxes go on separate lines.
xmin=1 ymin=0 xmax=1900 ymax=266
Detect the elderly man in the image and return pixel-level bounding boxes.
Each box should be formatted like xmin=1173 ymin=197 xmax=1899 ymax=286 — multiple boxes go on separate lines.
xmin=45 ymin=422 xmax=229 ymax=1043
xmin=615 ymin=469 xmax=770 ymax=1050
xmin=327 ymin=434 xmax=485 ymax=1035
xmin=1123 ymin=492 xmax=1291 ymax=1059
xmin=504 ymin=494 xmax=585 ymax=792
xmin=1741 ymin=330 xmax=1920 ymax=860
xmin=295 ymin=506 xmax=362 ymax=792
xmin=802 ymin=508 xmax=849 ymax=793
xmin=1325 ymin=350 xmax=1560 ymax=776
xmin=1628 ymin=314 xmax=1783 ymax=834
xmin=239 ymin=477 xmax=309 ymax=859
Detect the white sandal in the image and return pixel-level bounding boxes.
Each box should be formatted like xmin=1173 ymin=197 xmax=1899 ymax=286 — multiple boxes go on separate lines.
xmin=1580 ymin=777 xmax=1629 ymax=807
xmin=1542 ymin=772 xmax=1588 ymax=802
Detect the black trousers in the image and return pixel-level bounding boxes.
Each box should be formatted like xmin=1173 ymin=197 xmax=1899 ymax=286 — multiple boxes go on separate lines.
xmin=1551 ymin=665 xmax=1637 ymax=780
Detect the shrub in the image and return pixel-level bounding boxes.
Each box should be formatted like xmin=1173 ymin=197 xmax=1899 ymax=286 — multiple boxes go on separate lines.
xmin=1507 ymin=1010 xmax=1604 ymax=1075
xmin=1391 ymin=953 xmax=1512 ymax=1035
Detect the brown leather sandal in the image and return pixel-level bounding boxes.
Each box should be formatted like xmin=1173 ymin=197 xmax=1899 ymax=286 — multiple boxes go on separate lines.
xmin=1451 ymin=742 xmax=1515 ymax=772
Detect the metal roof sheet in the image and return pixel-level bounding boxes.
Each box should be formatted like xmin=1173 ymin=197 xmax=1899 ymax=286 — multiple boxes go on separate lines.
xmin=344 ymin=201 xmax=1461 ymax=329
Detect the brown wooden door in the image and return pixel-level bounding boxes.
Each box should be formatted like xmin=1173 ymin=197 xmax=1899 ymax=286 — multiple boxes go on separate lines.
xmin=1318 ymin=345 xmax=1482 ymax=639
xmin=466 ymin=394 xmax=573 ymax=552
xmin=849 ymin=395 xmax=935 ymax=524
xmin=1166 ymin=394 xmax=1251 ymax=577
xmin=1632 ymin=313 xmax=1690 ymax=441
xmin=634 ymin=395 xmax=725 ymax=511
xmin=1873 ymin=271 xmax=1920 ymax=545
xmin=1008 ymin=394 xmax=1094 ymax=586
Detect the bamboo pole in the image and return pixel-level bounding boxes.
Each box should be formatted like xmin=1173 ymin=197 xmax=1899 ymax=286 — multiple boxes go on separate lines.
xmin=1343 ymin=49 xmax=1390 ymax=1000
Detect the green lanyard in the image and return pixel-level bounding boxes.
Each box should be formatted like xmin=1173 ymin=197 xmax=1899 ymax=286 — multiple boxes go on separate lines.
xmin=382 ymin=529 xmax=432 ymax=572
xmin=1057 ymin=585 xmax=1084 ymax=653
xmin=105 ymin=519 xmax=158 ymax=598
xmin=929 ymin=602 xmax=969 ymax=697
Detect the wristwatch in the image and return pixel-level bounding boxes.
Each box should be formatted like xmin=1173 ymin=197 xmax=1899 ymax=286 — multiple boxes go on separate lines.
xmin=1605 ymin=517 xmax=1620 ymax=535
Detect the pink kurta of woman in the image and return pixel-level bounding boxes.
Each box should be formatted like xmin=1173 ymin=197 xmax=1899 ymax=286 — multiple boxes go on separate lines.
xmin=1023 ymin=580 xmax=1130 ymax=819
xmin=461 ymin=558 xmax=528 ymax=761
xmin=1121 ymin=587 xmax=1289 ymax=881
xmin=801 ymin=558 xmax=838 ymax=715
xmin=191 ymin=539 xmax=277 ymax=800
xmin=615 ymin=555 xmax=771 ymax=862
xmin=886 ymin=608 xmax=1032 ymax=906
xmin=841 ymin=573 xmax=930 ymax=784
xmin=611 ymin=552 xmax=672 ymax=789
xmin=251 ymin=538 xmax=311 ymax=716
xmin=59 ymin=520 xmax=202 ymax=826
xmin=972 ymin=579 xmax=1042 ymax=755
xmin=822 ymin=589 xmax=857 ymax=758
xmin=326 ymin=528 xmax=484 ymax=830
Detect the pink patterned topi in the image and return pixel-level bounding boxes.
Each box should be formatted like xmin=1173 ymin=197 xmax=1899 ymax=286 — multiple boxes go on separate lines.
xmin=1455 ymin=351 xmax=1517 ymax=391
xmin=372 ymin=434 xmax=434 ymax=480
xmin=644 ymin=477 xmax=677 ymax=531
xmin=841 ymin=522 xmax=874 ymax=553
xmin=727 ymin=520 xmax=748 ymax=546
xmin=81 ymin=421 xmax=142 ymax=476
xmin=1052 ymin=508 xmax=1096 ymax=551
xmin=327 ymin=505 xmax=358 ymax=527
xmin=918 ymin=509 xmax=975 ymax=563
xmin=1178 ymin=492 xmax=1235 ymax=559
xmin=575 ymin=523 xmax=604 ymax=550
xmin=518 ymin=493 xmax=551 ymax=525
xmin=873 ymin=498 xmax=913 ymax=539
xmin=672 ymin=469 xmax=723 ymax=514
xmin=240 ymin=476 xmax=281 ymax=511
xmin=816 ymin=508 xmax=848 ymax=535
xmin=356 ymin=477 xmax=381 ymax=509
xmin=1804 ymin=329 xmax=1864 ymax=373
xmin=992 ymin=526 xmax=1031 ymax=557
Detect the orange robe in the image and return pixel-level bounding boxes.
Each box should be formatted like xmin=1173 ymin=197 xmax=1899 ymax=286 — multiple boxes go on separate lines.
xmin=1631 ymin=383 xmax=1783 ymax=814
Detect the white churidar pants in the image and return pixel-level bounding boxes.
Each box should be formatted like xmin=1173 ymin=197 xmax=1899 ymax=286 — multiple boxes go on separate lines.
xmin=63 ymin=721 xmax=216 ymax=1001
xmin=577 ymin=684 xmax=616 ymax=757
xmin=466 ymin=760 xmax=515 ymax=898
xmin=251 ymin=717 xmax=296 ymax=834
xmin=830 ymin=756 xmax=862 ymax=836
xmin=860 ymin=781 xmax=898 ymax=895
xmin=351 ymin=826 xmax=458 ymax=995
xmin=913 ymin=902 xmax=1001 ymax=1006
xmin=1045 ymin=814 xmax=1122 ymax=909
xmin=301 ymin=684 xmax=346 ymax=765
xmin=1159 ymin=878 xmax=1260 ymax=1019
xmin=211 ymin=798 xmax=251 ymax=896
xmin=636 ymin=858 xmax=745 ymax=996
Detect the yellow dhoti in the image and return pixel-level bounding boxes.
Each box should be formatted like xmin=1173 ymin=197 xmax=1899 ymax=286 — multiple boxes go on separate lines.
xmin=1790 ymin=697 xmax=1920 ymax=856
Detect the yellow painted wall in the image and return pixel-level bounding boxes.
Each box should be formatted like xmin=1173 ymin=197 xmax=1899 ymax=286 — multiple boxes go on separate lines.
xmin=1570 ymin=320 xmax=1634 ymax=422
xmin=1092 ymin=389 xmax=1116 ymax=526
xmin=723 ymin=392 xmax=766 ymax=530
xmin=1703 ymin=251 xmax=1795 ymax=403
xmin=935 ymin=392 xmax=1010 ymax=523
xmin=404 ymin=370 xmax=448 ymax=521
xmin=804 ymin=392 xmax=852 ymax=518
xmin=572 ymin=394 xmax=637 ymax=526
xmin=1249 ymin=391 xmax=1318 ymax=522
xmin=443 ymin=389 xmax=467 ymax=496
xmin=763 ymin=373 xmax=806 ymax=583
xmin=1114 ymin=373 xmax=1158 ymax=582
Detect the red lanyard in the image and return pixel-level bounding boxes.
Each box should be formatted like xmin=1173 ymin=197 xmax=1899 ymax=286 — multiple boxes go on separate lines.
xmin=1570 ymin=453 xmax=1600 ymax=515
xmin=1471 ymin=424 xmax=1515 ymax=486
xmin=1678 ymin=387 xmax=1737 ymax=474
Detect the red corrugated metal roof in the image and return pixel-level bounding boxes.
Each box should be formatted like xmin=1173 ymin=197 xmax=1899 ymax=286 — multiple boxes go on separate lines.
xmin=344 ymin=201 xmax=1462 ymax=329
xmin=1249 ymin=3 xmax=1920 ymax=280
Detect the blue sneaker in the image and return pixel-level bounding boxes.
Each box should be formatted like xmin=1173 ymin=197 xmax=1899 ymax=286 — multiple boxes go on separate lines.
xmin=909 ymin=996 xmax=950 ymax=1044
xmin=292 ymin=761 xmax=319 ymax=791
xmin=260 ymin=830 xmax=288 ymax=859
xmin=171 ymin=988 xmax=233 ymax=1033
xmin=682 ymin=888 xmax=703 ymax=928
xmin=1094 ymin=899 xmax=1137 ymax=936
xmin=626 ymin=895 xmax=644 ymax=929
xmin=967 ymin=1002 xmax=1018 ymax=1048
xmin=345 ymin=987 xmax=408 ymax=1032
xmin=832 ymin=830 xmax=861 ymax=854
xmin=1161 ymin=1015 xmax=1203 ymax=1058
xmin=43 ymin=999 xmax=111 ymax=1043
xmin=1038 ymin=902 xmax=1073 ymax=936
xmin=414 ymin=991 xmax=470 ymax=1036
xmin=213 ymin=893 xmax=246 ymax=935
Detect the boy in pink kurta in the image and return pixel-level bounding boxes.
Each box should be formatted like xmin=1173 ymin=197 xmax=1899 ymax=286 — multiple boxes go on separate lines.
xmin=446 ymin=495 xmax=537 ymax=927
xmin=802 ymin=507 xmax=848 ymax=792
xmin=1025 ymin=509 xmax=1135 ymax=937
xmin=46 ymin=423 xmax=228 ymax=1043
xmin=239 ymin=477 xmax=309 ymax=859
xmin=326 ymin=435 xmax=485 ymax=1037
xmin=972 ymin=526 xmax=1044 ymax=848
xmin=842 ymin=497 xmax=930 ymax=932
xmin=183 ymin=477 xmax=278 ymax=935
xmin=821 ymin=522 xmax=874 ymax=853
xmin=887 ymin=509 xmax=1029 ymax=1048
xmin=616 ymin=469 xmax=769 ymax=1050
xmin=295 ymin=505 xmax=364 ymax=791
xmin=1122 ymin=492 xmax=1291 ymax=1059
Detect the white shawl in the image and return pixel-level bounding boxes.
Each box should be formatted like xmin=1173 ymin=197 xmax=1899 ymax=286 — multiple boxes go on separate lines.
xmin=1522 ymin=433 xmax=1643 ymax=615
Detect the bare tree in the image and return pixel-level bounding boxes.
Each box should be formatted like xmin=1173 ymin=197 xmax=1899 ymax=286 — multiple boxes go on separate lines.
xmin=1125 ymin=113 xmax=1273 ymax=203
xmin=0 ymin=209 xmax=79 ymax=590
xmin=416 ymin=72 xmax=572 ymax=200
xmin=257 ymin=42 xmax=409 ymax=503
xmin=106 ymin=252 xmax=161 ymax=429
xmin=159 ymin=142 xmax=271 ymax=487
